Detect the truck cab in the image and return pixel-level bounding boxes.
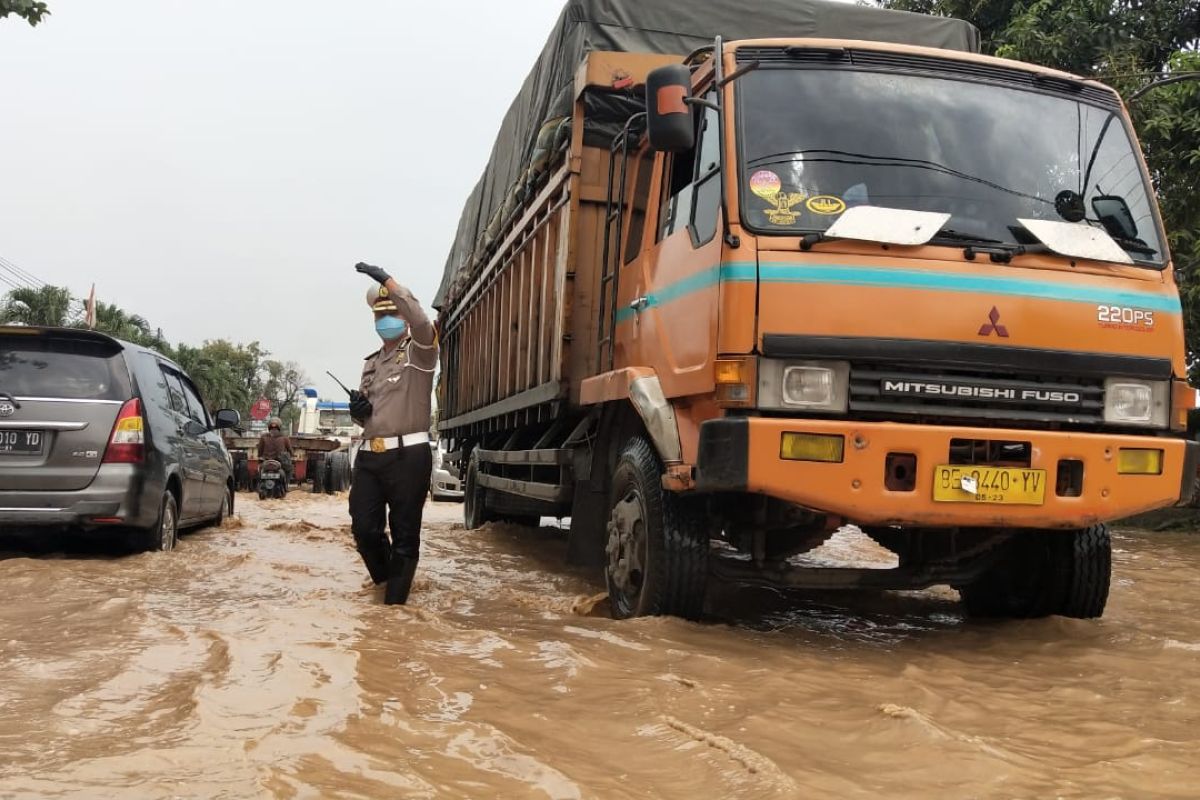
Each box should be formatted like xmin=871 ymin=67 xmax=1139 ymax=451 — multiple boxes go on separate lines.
xmin=583 ymin=38 xmax=1195 ymax=618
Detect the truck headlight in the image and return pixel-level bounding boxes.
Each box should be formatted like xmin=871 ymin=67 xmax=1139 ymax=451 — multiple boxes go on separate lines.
xmin=1104 ymin=378 xmax=1169 ymax=428
xmin=758 ymin=360 xmax=849 ymax=412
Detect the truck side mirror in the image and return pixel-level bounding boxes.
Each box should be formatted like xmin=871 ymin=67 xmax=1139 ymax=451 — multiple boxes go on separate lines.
xmin=1092 ymin=195 xmax=1138 ymax=240
xmin=214 ymin=408 xmax=241 ymax=430
xmin=646 ymin=65 xmax=695 ymax=153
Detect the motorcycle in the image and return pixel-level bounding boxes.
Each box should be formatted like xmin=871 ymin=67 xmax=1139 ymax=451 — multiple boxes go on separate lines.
xmin=257 ymin=458 xmax=288 ymax=500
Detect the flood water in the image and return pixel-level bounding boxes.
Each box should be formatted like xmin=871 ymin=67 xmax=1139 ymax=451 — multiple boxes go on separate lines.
xmin=2 ymin=493 xmax=1199 ymax=798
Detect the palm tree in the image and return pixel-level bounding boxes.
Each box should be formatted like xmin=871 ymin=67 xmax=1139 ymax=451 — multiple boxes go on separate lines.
xmin=92 ymin=301 xmax=149 ymax=339
xmin=0 ymin=285 xmax=73 ymax=327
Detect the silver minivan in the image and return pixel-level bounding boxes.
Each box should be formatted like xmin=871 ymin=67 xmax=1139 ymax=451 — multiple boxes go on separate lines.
xmin=0 ymin=326 xmax=240 ymax=550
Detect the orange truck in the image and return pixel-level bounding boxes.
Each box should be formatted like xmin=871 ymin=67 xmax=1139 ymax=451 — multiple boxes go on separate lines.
xmin=435 ymin=0 xmax=1196 ymax=621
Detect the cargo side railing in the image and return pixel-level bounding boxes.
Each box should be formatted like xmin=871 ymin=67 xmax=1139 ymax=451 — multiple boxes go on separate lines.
xmin=437 ymin=165 xmax=573 ymax=435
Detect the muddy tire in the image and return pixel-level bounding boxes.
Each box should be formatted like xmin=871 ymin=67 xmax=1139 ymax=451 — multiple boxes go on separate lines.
xmin=210 ymin=485 xmax=232 ymax=528
xmin=325 ymin=451 xmax=350 ymax=494
xmin=1058 ymin=524 xmax=1111 ymax=618
xmin=139 ymin=492 xmax=179 ymax=552
xmin=961 ymin=525 xmax=1110 ymax=619
xmin=463 ymin=450 xmax=490 ymax=530
xmin=311 ymin=454 xmax=326 ymax=494
xmin=605 ymin=436 xmax=707 ymax=621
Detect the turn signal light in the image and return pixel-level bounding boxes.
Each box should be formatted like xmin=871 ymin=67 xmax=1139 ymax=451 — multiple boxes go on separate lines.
xmin=780 ymin=432 xmax=845 ymax=463
xmin=714 ymin=357 xmax=756 ymax=408
xmin=102 ymin=398 xmax=145 ymax=464
xmin=714 ymin=360 xmax=745 ymax=384
xmin=1172 ymin=380 xmax=1195 ymax=431
xmin=1117 ymin=448 xmax=1163 ymax=475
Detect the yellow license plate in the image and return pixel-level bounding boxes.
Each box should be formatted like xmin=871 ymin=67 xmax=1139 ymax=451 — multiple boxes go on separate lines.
xmin=933 ymin=465 xmax=1047 ymax=505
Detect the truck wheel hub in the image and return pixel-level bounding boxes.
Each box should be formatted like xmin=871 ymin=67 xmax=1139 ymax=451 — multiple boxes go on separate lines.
xmin=606 ymin=491 xmax=646 ymax=597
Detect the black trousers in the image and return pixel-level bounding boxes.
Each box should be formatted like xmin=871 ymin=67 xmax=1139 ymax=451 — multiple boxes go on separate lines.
xmin=349 ymin=445 xmax=433 ymax=577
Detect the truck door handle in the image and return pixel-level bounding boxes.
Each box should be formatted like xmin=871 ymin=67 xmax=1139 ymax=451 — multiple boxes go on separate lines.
xmin=630 ymin=296 xmax=649 ymax=312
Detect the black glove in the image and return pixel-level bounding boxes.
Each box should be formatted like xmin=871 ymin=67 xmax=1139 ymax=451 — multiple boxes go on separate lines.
xmin=355 ymin=262 xmax=391 ymax=285
xmin=349 ymin=390 xmax=373 ymax=421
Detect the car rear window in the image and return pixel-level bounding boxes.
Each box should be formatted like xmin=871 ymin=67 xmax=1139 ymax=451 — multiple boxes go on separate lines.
xmin=0 ymin=333 xmax=132 ymax=401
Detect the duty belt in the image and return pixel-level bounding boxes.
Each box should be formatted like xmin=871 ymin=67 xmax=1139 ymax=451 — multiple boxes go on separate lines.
xmin=362 ymin=431 xmax=430 ymax=453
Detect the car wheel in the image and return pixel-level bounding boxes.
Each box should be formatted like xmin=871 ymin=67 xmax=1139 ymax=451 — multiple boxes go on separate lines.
xmin=211 ymin=485 xmax=231 ymax=528
xmin=141 ymin=492 xmax=179 ymax=552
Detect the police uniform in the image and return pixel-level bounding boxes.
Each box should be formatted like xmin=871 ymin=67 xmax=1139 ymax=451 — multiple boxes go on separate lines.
xmin=349 ymin=282 xmax=438 ymax=601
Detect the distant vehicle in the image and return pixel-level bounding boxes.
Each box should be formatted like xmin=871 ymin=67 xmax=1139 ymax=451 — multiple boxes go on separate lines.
xmin=0 ymin=326 xmax=241 ymax=551
xmin=429 ymin=441 xmax=463 ymax=502
xmin=257 ymin=457 xmax=288 ymax=500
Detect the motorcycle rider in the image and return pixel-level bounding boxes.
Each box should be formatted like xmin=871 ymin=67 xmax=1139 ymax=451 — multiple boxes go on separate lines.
xmin=258 ymin=417 xmax=295 ymax=490
xmin=349 ymin=261 xmax=437 ymax=605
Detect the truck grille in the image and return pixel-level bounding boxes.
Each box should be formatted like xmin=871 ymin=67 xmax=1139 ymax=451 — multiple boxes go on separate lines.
xmin=848 ymin=365 xmax=1105 ymax=426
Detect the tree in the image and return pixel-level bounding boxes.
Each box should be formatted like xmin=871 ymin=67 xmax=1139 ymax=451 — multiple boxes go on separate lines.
xmin=83 ymin=301 xmax=171 ymax=353
xmin=0 ymin=285 xmax=73 ymax=326
xmin=262 ymin=359 xmax=309 ymax=431
xmin=878 ymin=0 xmax=1200 ymax=380
xmin=0 ymin=0 xmax=49 ymax=26
xmin=173 ymin=340 xmax=268 ymax=416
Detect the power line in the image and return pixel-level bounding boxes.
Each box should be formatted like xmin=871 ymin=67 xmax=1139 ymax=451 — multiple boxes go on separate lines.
xmin=0 ymin=266 xmax=30 ymax=292
xmin=0 ymin=256 xmax=44 ymax=288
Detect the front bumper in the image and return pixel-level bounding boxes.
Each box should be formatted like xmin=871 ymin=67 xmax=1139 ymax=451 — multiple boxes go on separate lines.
xmin=0 ymin=464 xmax=155 ymax=531
xmin=695 ymin=417 xmax=1198 ymax=528
xmin=431 ymin=467 xmax=464 ymax=500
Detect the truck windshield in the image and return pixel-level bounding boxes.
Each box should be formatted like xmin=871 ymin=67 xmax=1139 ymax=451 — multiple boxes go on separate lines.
xmin=737 ymin=67 xmax=1165 ymax=265
xmin=318 ymin=410 xmax=354 ymax=430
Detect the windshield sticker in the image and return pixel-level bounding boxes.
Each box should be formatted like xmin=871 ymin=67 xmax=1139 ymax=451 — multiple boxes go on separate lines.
xmin=764 ymin=192 xmax=808 ymax=226
xmin=806 ymin=195 xmax=847 ymax=215
xmin=749 ymin=170 xmax=782 ymax=200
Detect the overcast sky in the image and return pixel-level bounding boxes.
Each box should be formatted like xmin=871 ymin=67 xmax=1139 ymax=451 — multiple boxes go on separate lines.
xmin=0 ymin=0 xmax=568 ymax=399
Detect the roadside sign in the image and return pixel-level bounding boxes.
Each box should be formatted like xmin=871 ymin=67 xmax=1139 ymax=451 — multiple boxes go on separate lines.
xmin=250 ymin=397 xmax=271 ymax=421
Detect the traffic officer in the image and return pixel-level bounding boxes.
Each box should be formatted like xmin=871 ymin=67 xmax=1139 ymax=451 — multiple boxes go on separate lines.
xmin=349 ymin=261 xmax=437 ymax=605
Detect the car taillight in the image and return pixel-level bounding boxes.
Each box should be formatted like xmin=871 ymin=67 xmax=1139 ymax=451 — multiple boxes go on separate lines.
xmin=102 ymin=398 xmax=145 ymax=464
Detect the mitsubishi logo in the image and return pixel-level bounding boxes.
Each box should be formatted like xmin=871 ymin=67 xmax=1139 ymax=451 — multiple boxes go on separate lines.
xmin=978 ymin=306 xmax=1010 ymax=338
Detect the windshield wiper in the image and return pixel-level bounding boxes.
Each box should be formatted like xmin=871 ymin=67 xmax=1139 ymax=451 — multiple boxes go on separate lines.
xmin=798 ymin=231 xmax=840 ymax=250
xmin=800 ymin=224 xmax=987 ymax=252
xmin=928 ymin=229 xmax=1005 ymax=246
xmin=930 ymin=228 xmax=1048 ymax=263
xmin=0 ymin=391 xmax=21 ymax=410
xmin=1110 ymin=236 xmax=1158 ymax=258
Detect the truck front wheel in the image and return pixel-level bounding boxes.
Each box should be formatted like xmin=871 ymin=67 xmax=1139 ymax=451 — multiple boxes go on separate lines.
xmin=960 ymin=525 xmax=1111 ymax=619
xmin=605 ymin=436 xmax=707 ymax=621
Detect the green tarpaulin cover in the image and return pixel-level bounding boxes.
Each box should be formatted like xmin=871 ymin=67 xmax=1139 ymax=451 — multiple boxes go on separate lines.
xmin=436 ymin=0 xmax=979 ymax=307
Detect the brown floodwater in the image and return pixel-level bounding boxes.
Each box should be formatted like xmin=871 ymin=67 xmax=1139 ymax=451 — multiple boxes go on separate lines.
xmin=2 ymin=494 xmax=1199 ymax=799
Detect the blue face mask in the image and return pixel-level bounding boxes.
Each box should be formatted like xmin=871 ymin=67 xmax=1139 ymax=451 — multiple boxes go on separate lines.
xmin=375 ymin=316 xmax=408 ymax=341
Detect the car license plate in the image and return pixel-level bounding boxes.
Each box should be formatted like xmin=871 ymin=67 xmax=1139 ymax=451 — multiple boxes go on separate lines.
xmin=933 ymin=465 xmax=1046 ymax=505
xmin=0 ymin=429 xmax=45 ymax=455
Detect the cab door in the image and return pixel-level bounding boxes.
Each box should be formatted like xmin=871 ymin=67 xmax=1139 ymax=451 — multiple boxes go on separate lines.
xmin=625 ymin=95 xmax=723 ymax=398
